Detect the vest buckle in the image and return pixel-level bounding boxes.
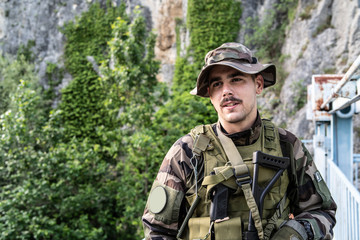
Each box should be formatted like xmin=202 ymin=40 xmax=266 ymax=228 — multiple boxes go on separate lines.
xmin=234 ymin=171 xmax=252 ymax=187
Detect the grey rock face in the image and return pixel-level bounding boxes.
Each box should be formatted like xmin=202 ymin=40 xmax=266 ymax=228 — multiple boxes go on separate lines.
xmin=0 ymin=0 xmax=122 ymax=89
xmin=279 ymin=0 xmax=360 ymax=140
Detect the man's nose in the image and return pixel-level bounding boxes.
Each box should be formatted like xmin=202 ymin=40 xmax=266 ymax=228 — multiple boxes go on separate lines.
xmin=222 ymin=83 xmax=233 ymax=97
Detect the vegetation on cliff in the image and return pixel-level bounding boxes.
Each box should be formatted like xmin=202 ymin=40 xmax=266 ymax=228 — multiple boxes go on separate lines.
xmin=0 ymin=0 xmax=299 ymax=239
xmin=0 ymin=3 xmax=166 ymax=239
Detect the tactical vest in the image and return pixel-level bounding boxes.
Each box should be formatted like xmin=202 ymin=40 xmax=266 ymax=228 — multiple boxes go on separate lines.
xmin=182 ymin=120 xmax=291 ymax=240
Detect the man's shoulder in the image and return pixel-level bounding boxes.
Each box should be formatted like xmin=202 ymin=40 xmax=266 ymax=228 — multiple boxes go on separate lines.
xmin=189 ymin=123 xmax=217 ymax=137
xmin=277 ymin=127 xmax=298 ymax=146
xmin=261 ymin=118 xmax=299 ymax=146
xmin=171 ymin=133 xmax=194 ymax=155
xmin=168 ymin=124 xmax=217 ymax=158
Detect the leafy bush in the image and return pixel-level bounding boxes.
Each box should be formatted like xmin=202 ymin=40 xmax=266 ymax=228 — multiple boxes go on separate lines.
xmin=59 ymin=2 xmax=126 ymax=141
xmin=0 ymin=54 xmax=39 ymax=115
xmin=0 ymin=4 xmax=166 ymax=239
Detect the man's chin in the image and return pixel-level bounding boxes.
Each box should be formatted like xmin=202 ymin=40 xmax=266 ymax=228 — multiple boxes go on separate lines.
xmin=224 ymin=115 xmax=246 ymax=124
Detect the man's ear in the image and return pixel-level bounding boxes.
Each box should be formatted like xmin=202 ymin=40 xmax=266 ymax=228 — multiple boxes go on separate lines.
xmin=255 ymin=74 xmax=264 ymax=95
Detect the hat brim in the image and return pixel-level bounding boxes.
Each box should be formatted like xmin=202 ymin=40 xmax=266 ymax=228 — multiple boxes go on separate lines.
xmin=190 ymin=61 xmax=276 ymax=97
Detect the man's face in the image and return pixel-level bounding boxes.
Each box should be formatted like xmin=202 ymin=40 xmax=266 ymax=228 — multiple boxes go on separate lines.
xmin=208 ymin=65 xmax=264 ymax=132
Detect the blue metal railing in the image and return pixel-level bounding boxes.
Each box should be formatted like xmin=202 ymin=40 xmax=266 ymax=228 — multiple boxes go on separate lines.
xmin=354 ymin=154 xmax=360 ymax=191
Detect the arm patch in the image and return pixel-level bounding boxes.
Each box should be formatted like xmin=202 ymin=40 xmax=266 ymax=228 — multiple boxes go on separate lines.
xmin=146 ymin=180 xmax=185 ymax=225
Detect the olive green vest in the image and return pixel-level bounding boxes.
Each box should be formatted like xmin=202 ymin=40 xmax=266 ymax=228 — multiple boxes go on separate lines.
xmin=183 ymin=120 xmax=290 ymax=240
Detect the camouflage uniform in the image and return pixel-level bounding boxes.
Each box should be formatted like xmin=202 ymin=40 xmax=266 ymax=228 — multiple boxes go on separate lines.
xmin=142 ymin=114 xmax=337 ymax=239
xmin=142 ymin=43 xmax=336 ymax=239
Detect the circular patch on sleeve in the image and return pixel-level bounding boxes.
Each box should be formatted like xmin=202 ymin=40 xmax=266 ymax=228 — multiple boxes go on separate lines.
xmin=148 ymin=186 xmax=167 ymax=214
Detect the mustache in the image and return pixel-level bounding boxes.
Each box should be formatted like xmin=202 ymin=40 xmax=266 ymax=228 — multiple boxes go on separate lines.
xmin=220 ymin=96 xmax=242 ymax=106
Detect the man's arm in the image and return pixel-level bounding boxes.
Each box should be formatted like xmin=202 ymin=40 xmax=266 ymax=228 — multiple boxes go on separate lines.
xmin=292 ymin=140 xmax=336 ymax=239
xmin=142 ymin=134 xmax=195 ymax=240
xmin=279 ymin=128 xmax=337 ymax=240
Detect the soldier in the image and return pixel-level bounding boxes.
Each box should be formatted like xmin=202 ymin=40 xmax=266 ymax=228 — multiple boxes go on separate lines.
xmin=142 ymin=43 xmax=336 ymax=240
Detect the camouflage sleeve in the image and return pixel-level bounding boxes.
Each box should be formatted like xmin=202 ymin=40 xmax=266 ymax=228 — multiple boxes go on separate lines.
xmin=279 ymin=128 xmax=337 ymax=239
xmin=142 ymin=134 xmax=195 ymax=240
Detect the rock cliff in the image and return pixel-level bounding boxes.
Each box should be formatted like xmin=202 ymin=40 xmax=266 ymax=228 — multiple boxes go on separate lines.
xmin=0 ymin=0 xmax=359 ymax=147
xmin=280 ymin=0 xmax=360 ymax=140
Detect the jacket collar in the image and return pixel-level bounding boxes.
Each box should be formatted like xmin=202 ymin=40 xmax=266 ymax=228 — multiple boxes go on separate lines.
xmin=213 ymin=111 xmax=262 ymax=146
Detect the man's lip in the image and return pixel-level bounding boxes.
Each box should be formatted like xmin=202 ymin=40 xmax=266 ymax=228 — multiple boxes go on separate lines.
xmin=221 ymin=101 xmax=240 ymax=108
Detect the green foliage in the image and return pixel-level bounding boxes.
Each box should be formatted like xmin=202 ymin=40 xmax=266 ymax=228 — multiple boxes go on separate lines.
xmin=16 ymin=40 xmax=36 ymax=62
xmin=176 ymin=0 xmax=242 ymax=92
xmin=0 ymin=0 xmax=301 ymax=239
xmin=154 ymin=0 xmax=242 ymax=151
xmin=62 ymin=3 xmax=126 ymax=76
xmin=59 ymin=2 xmax=126 ymax=141
xmin=42 ymin=62 xmax=64 ymax=114
xmin=324 ymin=67 xmax=336 ymax=74
xmin=100 ymin=11 xmax=167 ymax=130
xmin=187 ymin=0 xmax=242 ymax=64
xmin=312 ymin=15 xmax=333 ymax=37
xmin=245 ymin=0 xmax=297 ymax=61
xmin=244 ymin=0 xmax=297 ymax=112
xmin=299 ymin=4 xmax=316 ymax=20
xmin=0 ymin=4 xmax=166 ymax=240
xmin=0 ymin=128 xmax=122 ymax=239
xmin=291 ymin=79 xmax=307 ymax=112
xmin=97 ymin=11 xmax=168 ymax=237
xmin=0 ymin=54 xmax=39 ymax=115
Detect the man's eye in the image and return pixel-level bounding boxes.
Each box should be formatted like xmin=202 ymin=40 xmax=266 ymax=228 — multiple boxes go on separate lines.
xmin=212 ymin=82 xmax=221 ymax=88
xmin=232 ymin=78 xmax=242 ymax=82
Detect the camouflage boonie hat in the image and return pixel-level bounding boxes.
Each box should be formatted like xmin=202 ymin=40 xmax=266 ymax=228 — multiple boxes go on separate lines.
xmin=190 ymin=42 xmax=276 ymax=97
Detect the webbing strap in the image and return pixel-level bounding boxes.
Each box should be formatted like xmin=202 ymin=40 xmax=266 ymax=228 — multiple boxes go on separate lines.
xmin=202 ymin=166 xmax=234 ymax=186
xmin=202 ymin=166 xmax=238 ymax=200
xmin=193 ymin=134 xmax=211 ymax=156
xmin=202 ymin=165 xmax=250 ymax=187
xmin=263 ymin=195 xmax=289 ymax=240
xmin=216 ymin=122 xmax=264 ymax=240
xmin=263 ymin=120 xmax=277 ymax=151
xmin=216 ymin=123 xmax=244 ymax=166
xmin=242 ymin=183 xmax=264 ymax=240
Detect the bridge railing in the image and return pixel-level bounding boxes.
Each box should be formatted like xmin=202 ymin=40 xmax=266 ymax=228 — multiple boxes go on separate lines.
xmin=354 ymin=154 xmax=360 ymax=191
xmin=327 ymin=159 xmax=360 ymax=240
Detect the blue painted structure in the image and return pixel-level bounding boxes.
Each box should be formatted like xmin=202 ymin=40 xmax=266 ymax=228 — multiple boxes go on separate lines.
xmin=331 ymin=106 xmax=354 ymax=181
xmin=307 ymin=56 xmax=360 ymax=239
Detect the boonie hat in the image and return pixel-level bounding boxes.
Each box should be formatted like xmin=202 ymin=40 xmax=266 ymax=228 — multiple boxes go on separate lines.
xmin=190 ymin=42 xmax=276 ymax=97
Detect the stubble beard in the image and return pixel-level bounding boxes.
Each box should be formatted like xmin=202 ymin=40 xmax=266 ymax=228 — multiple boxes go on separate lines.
xmin=222 ymin=100 xmax=255 ymax=125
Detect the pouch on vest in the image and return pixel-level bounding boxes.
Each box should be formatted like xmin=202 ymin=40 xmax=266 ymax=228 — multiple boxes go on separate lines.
xmin=187 ymin=216 xmax=243 ymax=240
xmin=188 ymin=217 xmax=210 ymax=240
xmin=214 ymin=216 xmax=242 ymax=240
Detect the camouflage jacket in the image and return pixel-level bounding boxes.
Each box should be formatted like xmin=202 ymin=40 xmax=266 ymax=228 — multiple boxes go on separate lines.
xmin=142 ymin=115 xmax=337 ymax=239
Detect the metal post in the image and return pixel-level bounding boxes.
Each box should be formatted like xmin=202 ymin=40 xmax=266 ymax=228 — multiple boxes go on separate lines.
xmin=313 ymin=121 xmax=331 ymax=181
xmin=331 ymin=105 xmax=354 ymax=181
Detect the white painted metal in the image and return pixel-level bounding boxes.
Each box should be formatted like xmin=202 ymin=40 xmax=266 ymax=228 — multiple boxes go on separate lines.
xmin=321 ymin=55 xmax=360 ymax=109
xmin=328 ymin=160 xmax=360 ymax=240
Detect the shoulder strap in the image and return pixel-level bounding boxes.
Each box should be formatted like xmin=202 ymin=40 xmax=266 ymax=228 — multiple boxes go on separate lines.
xmin=262 ymin=119 xmax=278 ymax=151
xmin=193 ymin=133 xmax=211 ymax=157
xmin=215 ymin=122 xmax=264 ymax=240
xmin=177 ymin=125 xmax=210 ymax=239
xmin=216 ymin=122 xmax=244 ymax=166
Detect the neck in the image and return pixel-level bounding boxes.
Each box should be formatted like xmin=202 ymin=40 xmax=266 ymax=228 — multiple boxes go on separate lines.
xmin=220 ymin=111 xmax=258 ymax=134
